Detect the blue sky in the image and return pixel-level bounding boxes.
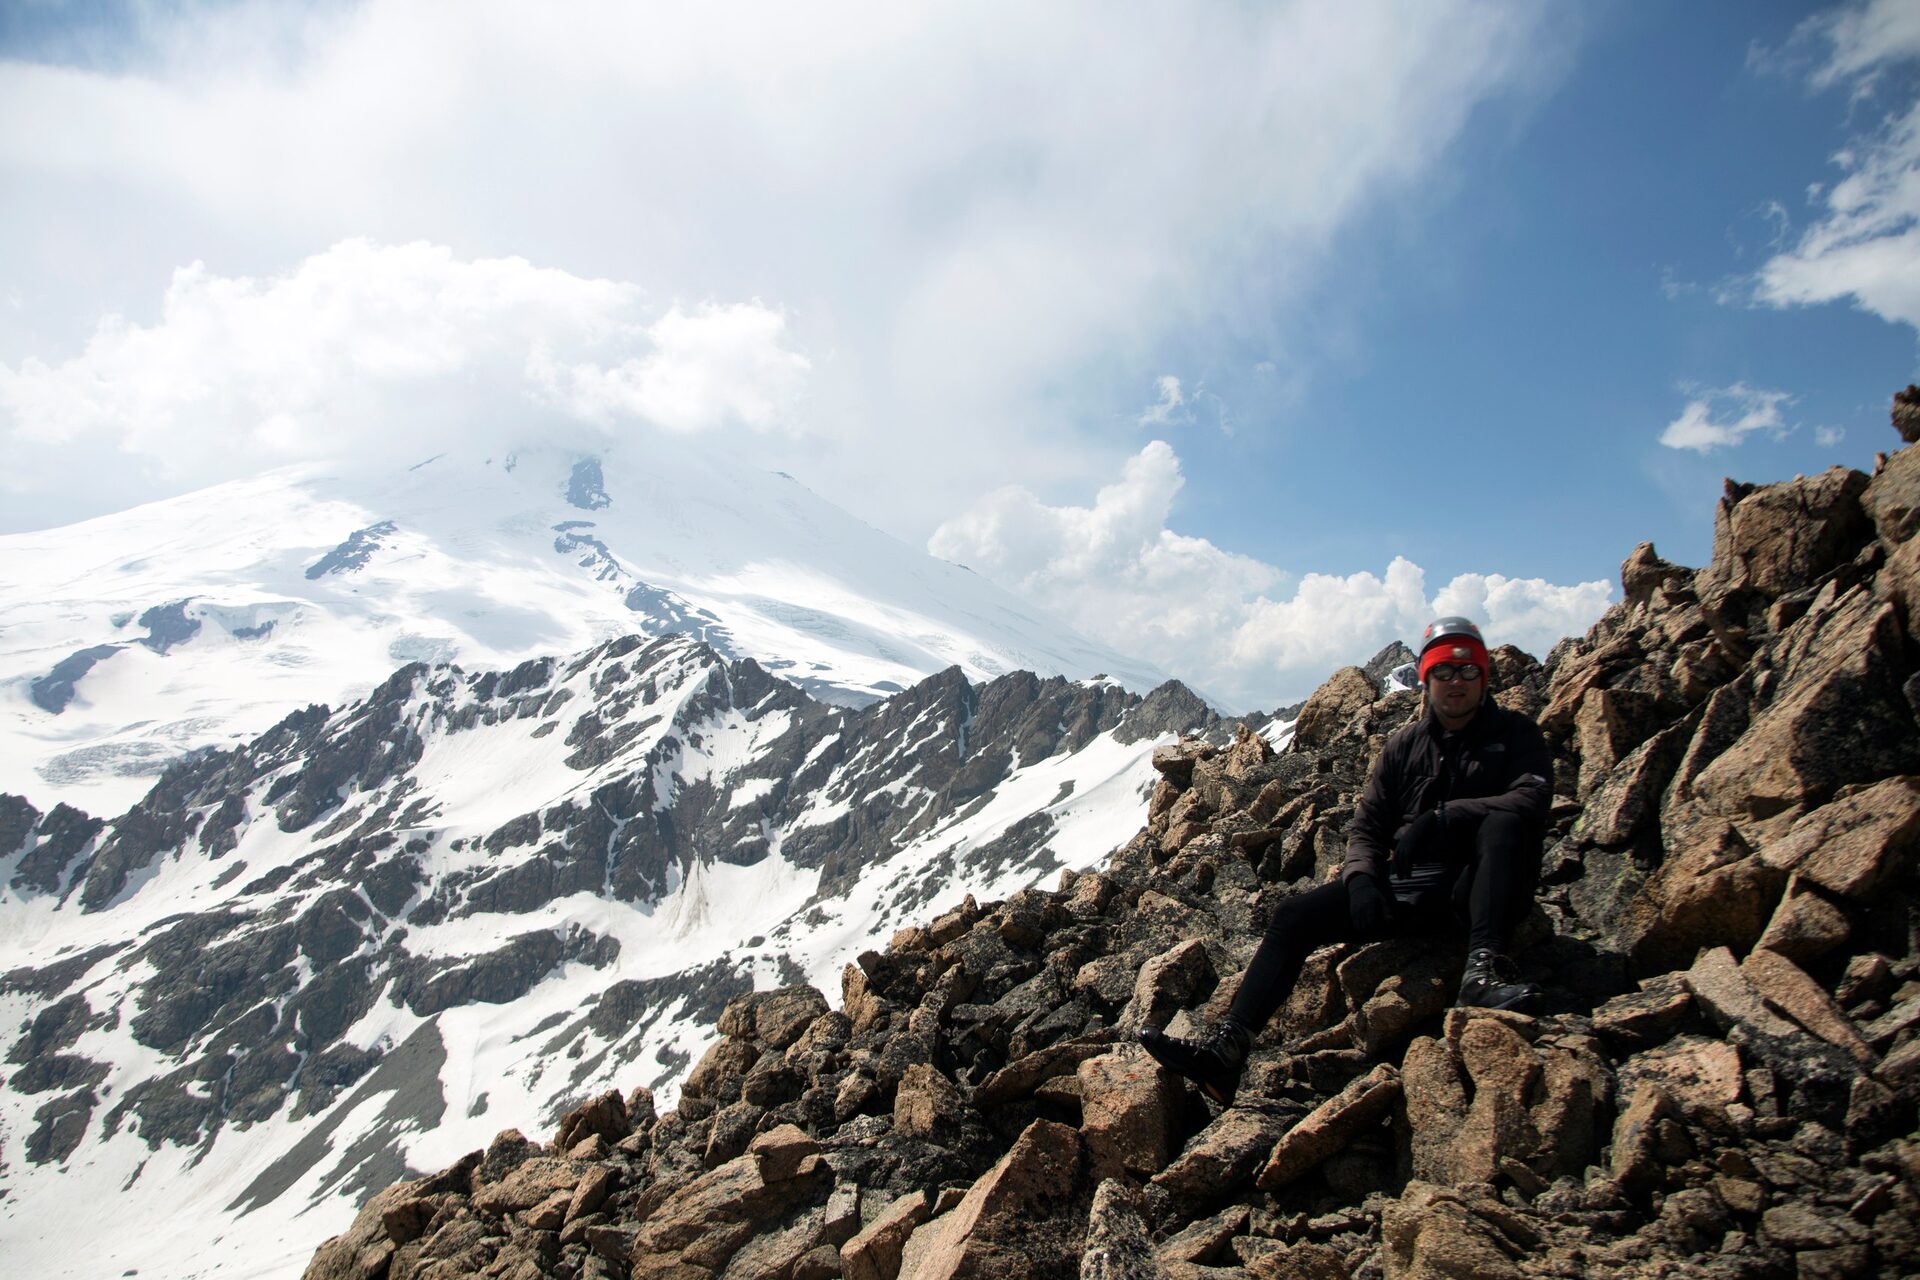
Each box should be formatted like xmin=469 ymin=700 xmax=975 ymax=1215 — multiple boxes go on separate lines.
xmin=1 ymin=2 xmax=1917 ymax=709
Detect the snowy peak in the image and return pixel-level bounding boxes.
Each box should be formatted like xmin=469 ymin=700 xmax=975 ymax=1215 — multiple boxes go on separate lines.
xmin=0 ymin=443 xmax=1167 ymax=817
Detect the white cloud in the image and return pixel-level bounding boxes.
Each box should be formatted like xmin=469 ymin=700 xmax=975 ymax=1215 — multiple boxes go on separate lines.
xmin=1754 ymin=2 xmax=1920 ymax=332
xmin=1816 ymin=424 xmax=1847 ymax=446
xmin=531 ymin=302 xmax=811 ymax=434
xmin=931 ymin=443 xmax=1612 ymax=709
xmin=1798 ymin=0 xmax=1920 ymax=91
xmin=0 ymin=240 xmax=808 ymax=494
xmin=1658 ymin=383 xmax=1794 ymax=453
xmin=1138 ymin=375 xmax=1186 ymax=427
xmin=0 ymin=0 xmax=1553 ymax=535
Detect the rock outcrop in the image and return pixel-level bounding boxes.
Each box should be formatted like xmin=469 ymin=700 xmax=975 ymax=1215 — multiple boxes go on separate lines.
xmin=307 ymin=388 xmax=1920 ymax=1279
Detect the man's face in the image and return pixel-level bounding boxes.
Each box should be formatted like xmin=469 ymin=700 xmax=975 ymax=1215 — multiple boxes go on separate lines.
xmin=1424 ymin=660 xmax=1484 ymax=726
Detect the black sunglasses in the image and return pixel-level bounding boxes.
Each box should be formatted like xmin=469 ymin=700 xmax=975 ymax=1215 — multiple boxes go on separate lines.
xmin=1427 ymin=664 xmax=1483 ymax=683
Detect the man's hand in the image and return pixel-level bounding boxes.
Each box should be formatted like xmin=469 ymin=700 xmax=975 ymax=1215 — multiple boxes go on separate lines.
xmin=1347 ymin=873 xmax=1391 ymax=936
xmin=1393 ymin=803 xmax=1448 ymax=879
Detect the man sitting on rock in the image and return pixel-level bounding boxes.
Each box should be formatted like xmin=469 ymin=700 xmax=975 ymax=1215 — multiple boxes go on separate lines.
xmin=1140 ymin=616 xmax=1551 ymax=1104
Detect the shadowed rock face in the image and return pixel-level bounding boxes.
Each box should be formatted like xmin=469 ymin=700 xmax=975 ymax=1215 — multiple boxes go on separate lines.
xmin=305 ymin=388 xmax=1920 ymax=1280
xmin=29 ymin=644 xmax=124 ymax=714
xmin=306 ymin=520 xmax=399 ymax=579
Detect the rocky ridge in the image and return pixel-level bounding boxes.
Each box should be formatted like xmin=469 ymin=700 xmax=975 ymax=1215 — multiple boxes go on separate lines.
xmin=0 ymin=633 xmax=1213 ymax=1262
xmin=308 ymin=391 xmax=1920 ymax=1280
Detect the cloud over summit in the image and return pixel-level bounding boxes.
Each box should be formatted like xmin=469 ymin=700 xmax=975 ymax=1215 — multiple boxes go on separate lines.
xmin=932 ymin=443 xmax=1613 ymax=710
xmin=0 ymin=240 xmax=808 ymax=492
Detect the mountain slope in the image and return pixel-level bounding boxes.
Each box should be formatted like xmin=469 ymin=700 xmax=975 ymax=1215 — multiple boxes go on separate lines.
xmin=0 ymin=440 xmax=1169 ymax=818
xmin=0 ymin=633 xmax=1216 ymax=1280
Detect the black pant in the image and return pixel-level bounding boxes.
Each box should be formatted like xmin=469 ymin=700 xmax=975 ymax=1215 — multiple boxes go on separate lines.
xmin=1226 ymin=809 xmax=1541 ymax=1032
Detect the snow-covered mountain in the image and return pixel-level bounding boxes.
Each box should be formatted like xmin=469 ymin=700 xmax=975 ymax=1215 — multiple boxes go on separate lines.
xmin=0 ymin=440 xmax=1169 ymax=818
xmin=0 ymin=623 xmax=1220 ymax=1280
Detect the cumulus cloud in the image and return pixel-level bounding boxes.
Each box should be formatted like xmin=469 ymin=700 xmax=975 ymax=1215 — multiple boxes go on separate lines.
xmin=1753 ymin=0 xmax=1920 ymax=332
xmin=0 ymin=0 xmax=1551 ymax=535
xmin=0 ymin=240 xmax=808 ymax=493
xmin=931 ymin=443 xmax=1611 ymax=709
xmin=1658 ymin=384 xmax=1794 ymax=453
xmin=1816 ymin=424 xmax=1847 ymax=446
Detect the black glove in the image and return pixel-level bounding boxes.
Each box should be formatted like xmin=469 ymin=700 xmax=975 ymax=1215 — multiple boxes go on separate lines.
xmin=1393 ymin=803 xmax=1448 ymax=880
xmin=1347 ymin=873 xmax=1391 ymax=936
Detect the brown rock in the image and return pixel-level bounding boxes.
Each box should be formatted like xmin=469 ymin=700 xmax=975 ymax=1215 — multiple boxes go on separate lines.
xmin=1147 ymin=778 xmax=1183 ymax=833
xmin=973 ymin=1031 xmax=1118 ymax=1107
xmin=1741 ymin=948 xmax=1876 ymax=1067
xmin=893 ymin=1063 xmax=965 ymax=1141
xmin=1877 ymin=1036 xmax=1920 ymax=1087
xmin=1153 ymin=1105 xmax=1288 ymax=1197
xmin=720 ymin=984 xmax=833 ymax=1049
xmin=1080 ymin=1178 xmax=1166 ymax=1280
xmin=1353 ymin=972 xmax=1449 ymax=1058
xmin=842 ymin=964 xmax=891 ymax=1036
xmin=1696 ymin=466 xmax=1871 ymax=600
xmin=1449 ymin=1019 xmax=1541 ymax=1184
xmin=1121 ymin=939 xmax=1215 ymax=1034
xmin=1591 ymin=974 xmax=1696 ymax=1051
xmin=1256 ymin=1064 xmax=1400 ymax=1190
xmin=525 ymin=1188 xmax=572 ymax=1232
xmin=473 ymin=1157 xmax=582 ymax=1214
xmin=1865 ymin=435 xmax=1920 ymax=542
xmin=1756 ymin=775 xmax=1920 ymax=900
xmin=751 ymin=1123 xmax=823 ymax=1182
xmin=1754 ymin=874 xmax=1852 ymax=962
xmin=1574 ymin=687 xmax=1659 ymax=799
xmin=1528 ymin=1036 xmax=1612 ymax=1181
xmin=841 ymin=1190 xmax=930 ymax=1280
xmin=1577 ymin=714 xmax=1691 ymax=846
xmin=1153 ymin=740 xmax=1213 ymax=785
xmin=1610 ymin=1080 xmax=1679 ymax=1195
xmin=1065 ymin=872 xmax=1115 ymax=919
xmin=1079 ymin=1051 xmax=1179 ymax=1181
xmin=1379 ymin=1182 xmax=1525 ymax=1280
xmin=1400 ymin=1035 xmax=1468 ymax=1183
xmin=1248 ymin=1242 xmax=1348 ymax=1280
xmin=303 ymin=1181 xmax=418 ymax=1280
xmin=684 ymin=1036 xmax=762 ymax=1103
xmin=1896 ymin=385 xmax=1920 ymax=443
xmin=1617 ymin=1036 xmax=1744 ymax=1119
xmin=927 ymin=895 xmax=980 ymax=945
xmin=1623 ymin=821 xmax=1784 ymax=975
xmin=567 ymin=1165 xmax=618 ymax=1222
xmin=1541 ymin=634 xmax=1643 ymax=735
xmin=378 ymin=1194 xmax=446 ymax=1246
xmin=554 ymin=1089 xmax=631 ymax=1151
xmin=1154 ymin=1205 xmax=1250 ymax=1266
xmin=1685 ymin=590 xmax=1918 ymax=834
xmin=795 ymin=1244 xmax=847 ymax=1280
xmin=1622 ymin=541 xmax=1686 ymax=606
xmin=1074 ymin=954 xmax=1141 ymax=1008
xmin=1291 ymin=667 xmax=1375 ymax=752
xmin=911 ymin=1119 xmax=1082 ymax=1280
xmin=632 ymin=1147 xmax=830 ymax=1270
xmin=1684 ymin=946 xmax=1805 ymax=1043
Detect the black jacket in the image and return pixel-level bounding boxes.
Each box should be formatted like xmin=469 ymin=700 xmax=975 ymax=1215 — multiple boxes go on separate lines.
xmin=1342 ymin=699 xmax=1551 ymax=884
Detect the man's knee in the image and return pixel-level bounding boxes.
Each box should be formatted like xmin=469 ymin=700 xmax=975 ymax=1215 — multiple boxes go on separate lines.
xmin=1477 ymin=809 xmax=1542 ymax=860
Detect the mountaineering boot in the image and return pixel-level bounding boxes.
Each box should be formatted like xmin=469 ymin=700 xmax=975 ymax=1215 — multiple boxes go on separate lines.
xmin=1456 ymin=948 xmax=1542 ymax=1013
xmin=1137 ymin=1019 xmax=1253 ymax=1105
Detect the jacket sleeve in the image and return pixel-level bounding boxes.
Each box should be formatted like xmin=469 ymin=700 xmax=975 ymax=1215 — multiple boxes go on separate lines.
xmin=1342 ymin=737 xmax=1400 ymax=882
xmin=1443 ymin=712 xmax=1552 ymax=827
